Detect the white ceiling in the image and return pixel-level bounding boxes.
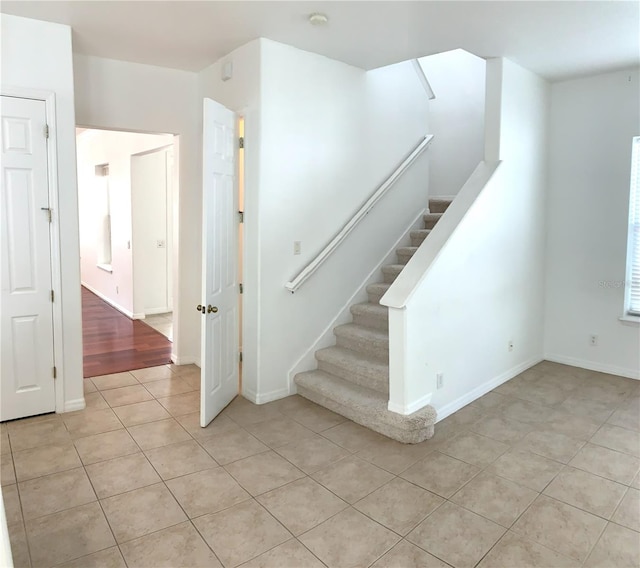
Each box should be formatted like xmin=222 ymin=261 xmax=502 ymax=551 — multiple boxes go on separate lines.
xmin=2 ymin=1 xmax=638 ymax=81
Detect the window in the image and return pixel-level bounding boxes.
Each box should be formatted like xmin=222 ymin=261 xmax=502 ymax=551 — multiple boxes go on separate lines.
xmin=625 ymin=137 xmax=640 ymax=316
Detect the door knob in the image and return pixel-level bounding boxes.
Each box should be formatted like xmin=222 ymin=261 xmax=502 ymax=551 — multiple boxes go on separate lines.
xmin=196 ymin=304 xmax=205 ymax=313
xmin=207 ymin=305 xmax=218 ymax=314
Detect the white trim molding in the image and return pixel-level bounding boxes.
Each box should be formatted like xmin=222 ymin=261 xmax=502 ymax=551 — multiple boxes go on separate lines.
xmin=388 ymin=392 xmax=433 ymax=416
xmin=544 ymin=354 xmax=640 ymax=380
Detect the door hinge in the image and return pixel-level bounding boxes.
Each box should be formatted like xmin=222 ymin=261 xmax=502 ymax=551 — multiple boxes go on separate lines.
xmin=239 ymin=137 xmax=244 ymax=149
xmin=239 ymin=283 xmax=244 ymax=294
xmin=239 ymin=351 xmax=243 ymax=363
xmin=238 ymin=210 xmax=244 ymax=223
xmin=51 ymin=290 xmax=54 ymax=302
xmin=44 ymin=125 xmax=49 ymax=139
xmin=53 ymin=366 xmax=57 ymax=379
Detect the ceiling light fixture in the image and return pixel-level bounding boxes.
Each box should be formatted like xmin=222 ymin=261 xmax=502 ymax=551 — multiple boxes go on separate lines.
xmin=308 ymin=13 xmax=329 ymax=26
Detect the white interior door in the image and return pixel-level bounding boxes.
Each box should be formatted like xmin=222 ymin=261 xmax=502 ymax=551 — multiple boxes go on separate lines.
xmin=200 ymin=98 xmax=239 ymax=427
xmin=1 ymin=95 xmax=56 ymax=421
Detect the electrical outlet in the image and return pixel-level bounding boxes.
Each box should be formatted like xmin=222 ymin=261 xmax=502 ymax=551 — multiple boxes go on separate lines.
xmin=293 ymin=241 xmax=301 ymax=255
xmin=436 ymin=372 xmax=444 ymax=389
xmin=508 ymin=340 xmax=514 ymax=352
xmin=590 ymin=334 xmax=598 ymax=346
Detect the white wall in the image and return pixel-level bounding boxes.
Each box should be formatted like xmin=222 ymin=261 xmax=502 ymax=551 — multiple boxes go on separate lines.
xmin=1 ymin=14 xmax=84 ymax=410
xmin=74 ymin=54 xmax=200 ymax=364
xmin=77 ymin=129 xmax=172 ymax=317
xmin=418 ymin=49 xmax=486 ymax=197
xmin=544 ymin=68 xmax=640 ymax=378
xmin=384 ymin=58 xmax=549 ymax=418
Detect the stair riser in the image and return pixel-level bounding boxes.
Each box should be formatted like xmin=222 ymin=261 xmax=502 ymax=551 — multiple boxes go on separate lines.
xmin=397 ymin=250 xmax=415 ymax=264
xmin=336 ymin=334 xmax=388 ymax=360
xmin=411 ymin=235 xmax=426 ymax=247
xmin=352 ymin=311 xmax=388 ymax=331
xmin=367 ymin=290 xmax=385 ymax=304
xmin=317 ymin=359 xmax=389 ymax=394
xmin=429 ymin=200 xmax=451 ymax=214
xmin=383 ymin=271 xmax=400 ymax=284
xmin=423 ymin=215 xmax=441 ymax=229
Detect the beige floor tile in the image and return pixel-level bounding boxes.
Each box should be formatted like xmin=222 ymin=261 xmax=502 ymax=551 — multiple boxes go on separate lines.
xmin=355 ymin=477 xmax=444 ymax=535
xmin=538 ymin=411 xmax=602 ymax=441
xmin=239 ymin=539 xmax=324 ymax=568
xmin=407 ymin=501 xmax=505 ymax=568
xmin=300 ymin=507 xmax=399 ymax=568
xmin=166 ymin=467 xmax=250 ymax=518
xmin=371 ymin=540 xmax=451 ymax=568
xmin=477 ymin=531 xmax=580 ymax=568
xmin=356 ymin=437 xmax=433 ymax=474
xmin=25 ymin=502 xmax=116 ymax=567
xmin=560 ymin=395 xmax=616 ymax=423
xmin=584 ymin=522 xmax=640 ymax=568
xmin=63 ymin=408 xmax=123 ymax=439
xmin=83 ymin=378 xmax=98 ymax=393
xmin=6 ymin=413 xmax=61 ymax=431
xmin=7 ymin=521 xmax=31 ymax=568
xmin=569 ymin=443 xmax=640 ymax=485
xmin=1 ymin=454 xmax=16 ymax=486
xmin=127 ymin=418 xmax=191 ymax=450
xmin=74 ymin=429 xmax=139 ymax=465
xmin=181 ymin=372 xmax=201 ymax=391
xmin=498 ymin=399 xmax=558 ymax=425
xmin=275 ymin=434 xmax=350 ymax=474
xmin=514 ymin=381 xmax=568 ymax=407
xmin=194 ymin=500 xmax=291 ymax=567
xmin=321 ymin=421 xmax=387 ymax=452
xmin=543 ymin=467 xmax=627 ymax=519
xmin=579 ymin=380 xmax=635 ymax=405
xmin=101 ymin=483 xmax=187 ymax=543
xmin=90 ymin=372 xmax=138 ymax=391
xmin=223 ymin=397 xmax=284 ymax=426
xmin=488 ymin=449 xmax=563 ymax=492
xmin=1 ymin=430 xmax=11 ymax=456
xmin=19 ymin=467 xmax=96 ymax=520
xmin=143 ymin=376 xmax=195 ymax=398
xmin=157 ymin=391 xmax=200 ymax=417
xmin=245 ymin=416 xmax=316 ymax=448
xmin=471 ymin=415 xmax=533 ymax=444
xmin=130 ymin=365 xmax=174 ymax=382
xmin=437 ymin=404 xmax=483 ymax=431
xmin=120 ymin=521 xmax=222 ymax=568
xmin=145 ymin=439 xmax=217 ymax=479
xmin=268 ymin=395 xmax=313 ymax=415
xmin=199 ymin=428 xmax=268 ymax=465
xmin=512 ymin=495 xmax=606 ymax=562
xmin=400 ymin=451 xmax=480 ymax=498
xmin=257 ymin=477 xmax=348 ymax=536
xmin=167 ymin=363 xmax=199 ymax=376
xmin=85 ymin=453 xmax=161 ymax=499
xmin=57 ymin=547 xmax=126 ymax=568
xmin=225 ymin=450 xmax=306 ymax=496
xmin=9 ymin=419 xmax=71 ymax=452
xmin=80 ymin=392 xmax=110 ymax=412
xmin=102 ymin=385 xmax=154 ymax=408
xmin=112 ymin=399 xmax=171 ymax=427
xmin=3 ymin=484 xmax=23 ymax=525
xmin=632 ymin=471 xmax=640 ymax=489
xmin=439 ymin=432 xmax=509 ymax=467
xmin=518 ymin=430 xmax=585 ymax=464
xmin=177 ymin=411 xmax=238 ymax=439
xmin=607 ymin=406 xmax=640 ymax=432
xmin=281 ymin=403 xmax=346 ymax=433
xmin=312 ymin=455 xmax=393 ymax=504
xmin=470 ymin=391 xmax=511 ymax=412
xmin=451 ymin=471 xmax=538 ymax=528
xmin=611 ymin=488 xmax=640 ymax=532
xmin=591 ymin=423 xmax=640 ymax=457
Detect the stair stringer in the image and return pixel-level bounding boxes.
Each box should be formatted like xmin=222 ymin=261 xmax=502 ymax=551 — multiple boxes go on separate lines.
xmin=286 ymin=208 xmax=427 ymax=392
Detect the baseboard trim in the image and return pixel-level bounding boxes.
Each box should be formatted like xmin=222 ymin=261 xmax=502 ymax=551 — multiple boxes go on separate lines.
xmin=63 ymin=397 xmax=86 ymax=413
xmin=172 ymin=355 xmax=199 ymax=366
xmin=145 ymin=307 xmax=171 ymax=316
xmin=243 ymin=386 xmax=290 ymax=405
xmin=435 ymin=356 xmax=543 ymax=422
xmin=388 ymin=392 xmax=433 ymax=415
xmin=81 ymin=282 xmax=141 ymax=319
xmin=544 ymin=354 xmax=640 ymax=380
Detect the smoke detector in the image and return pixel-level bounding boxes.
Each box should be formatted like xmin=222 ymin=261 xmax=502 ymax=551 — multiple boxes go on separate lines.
xmin=309 ymin=13 xmax=329 ymax=26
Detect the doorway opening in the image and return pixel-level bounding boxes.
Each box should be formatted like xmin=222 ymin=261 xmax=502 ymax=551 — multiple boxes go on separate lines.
xmin=76 ymin=127 xmax=179 ymax=378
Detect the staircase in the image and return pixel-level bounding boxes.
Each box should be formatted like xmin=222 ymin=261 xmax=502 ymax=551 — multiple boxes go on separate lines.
xmin=295 ymin=198 xmax=452 ymax=443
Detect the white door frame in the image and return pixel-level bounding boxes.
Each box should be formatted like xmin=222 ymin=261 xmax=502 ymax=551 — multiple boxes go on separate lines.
xmin=1 ymin=86 xmax=65 ymax=414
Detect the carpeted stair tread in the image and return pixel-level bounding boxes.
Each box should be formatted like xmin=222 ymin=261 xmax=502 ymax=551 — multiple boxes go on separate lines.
xmin=410 ymin=229 xmax=431 ymax=246
xmin=350 ymin=302 xmax=388 ymax=330
xmin=295 ymin=370 xmax=436 ymax=443
xmin=428 ymin=198 xmax=453 ymax=214
xmin=315 ymin=346 xmax=389 ymax=394
xmin=381 ymin=264 xmax=405 ymax=284
xmin=396 ymin=246 xmax=418 ymax=264
xmin=334 ymin=323 xmax=389 ymax=360
xmin=366 ymin=282 xmax=391 ymax=304
xmin=423 ymin=213 xmax=443 ymax=229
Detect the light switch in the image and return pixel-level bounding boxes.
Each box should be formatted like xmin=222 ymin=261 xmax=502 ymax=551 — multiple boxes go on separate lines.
xmin=293 ymin=241 xmax=301 ymax=255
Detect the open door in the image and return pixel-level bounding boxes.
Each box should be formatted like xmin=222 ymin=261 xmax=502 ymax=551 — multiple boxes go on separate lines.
xmin=200 ymin=98 xmax=239 ymax=427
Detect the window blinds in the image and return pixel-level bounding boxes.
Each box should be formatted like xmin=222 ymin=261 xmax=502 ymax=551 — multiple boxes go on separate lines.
xmin=628 ymin=137 xmax=640 ymax=315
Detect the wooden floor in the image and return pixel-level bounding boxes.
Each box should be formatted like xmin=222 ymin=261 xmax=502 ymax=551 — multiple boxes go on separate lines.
xmin=82 ymin=287 xmax=172 ymax=378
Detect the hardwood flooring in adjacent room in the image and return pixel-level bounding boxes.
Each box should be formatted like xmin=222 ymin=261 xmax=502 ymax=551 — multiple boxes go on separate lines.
xmin=82 ymin=286 xmax=172 ymax=378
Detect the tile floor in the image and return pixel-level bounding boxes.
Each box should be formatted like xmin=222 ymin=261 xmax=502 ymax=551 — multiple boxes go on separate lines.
xmin=1 ymin=361 xmax=639 ymax=568
xmin=141 ymin=312 xmax=173 ymax=341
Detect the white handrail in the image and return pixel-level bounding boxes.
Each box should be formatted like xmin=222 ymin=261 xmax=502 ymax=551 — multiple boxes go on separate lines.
xmin=412 ymin=59 xmax=436 ymax=100
xmin=285 ymin=134 xmax=434 ymax=293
